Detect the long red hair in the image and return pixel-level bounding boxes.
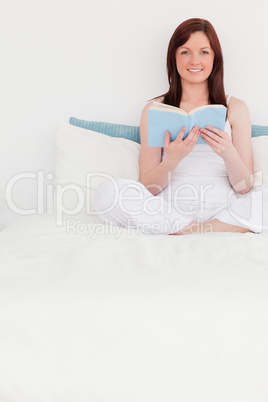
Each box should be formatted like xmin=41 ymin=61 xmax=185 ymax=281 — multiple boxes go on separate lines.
xmin=156 ymin=18 xmax=227 ymax=108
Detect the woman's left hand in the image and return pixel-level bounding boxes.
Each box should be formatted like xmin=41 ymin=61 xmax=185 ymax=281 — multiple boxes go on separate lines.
xmin=200 ymin=126 xmax=235 ymax=159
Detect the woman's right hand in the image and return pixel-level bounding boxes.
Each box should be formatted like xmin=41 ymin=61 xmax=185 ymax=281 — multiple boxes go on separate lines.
xmin=163 ymin=125 xmax=200 ymax=167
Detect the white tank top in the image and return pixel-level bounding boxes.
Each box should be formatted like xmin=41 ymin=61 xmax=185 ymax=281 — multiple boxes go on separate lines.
xmin=160 ymin=95 xmax=235 ymax=207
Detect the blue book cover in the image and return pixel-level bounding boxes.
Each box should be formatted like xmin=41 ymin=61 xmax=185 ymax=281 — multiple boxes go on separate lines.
xmin=148 ymin=101 xmax=227 ymax=147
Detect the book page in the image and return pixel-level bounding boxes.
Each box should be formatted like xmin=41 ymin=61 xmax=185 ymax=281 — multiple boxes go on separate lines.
xmin=189 ymin=104 xmax=226 ymax=115
xmin=151 ymin=103 xmax=187 ymax=116
xmin=152 ymin=101 xmax=226 ymax=116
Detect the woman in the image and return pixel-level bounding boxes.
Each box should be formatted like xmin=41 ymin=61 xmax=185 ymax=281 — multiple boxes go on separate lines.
xmin=94 ymin=18 xmax=267 ymax=235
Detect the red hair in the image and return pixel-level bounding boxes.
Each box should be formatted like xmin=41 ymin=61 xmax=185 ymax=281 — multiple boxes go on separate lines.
xmin=156 ymin=18 xmax=227 ymax=108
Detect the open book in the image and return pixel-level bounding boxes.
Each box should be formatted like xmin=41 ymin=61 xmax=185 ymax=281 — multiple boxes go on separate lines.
xmin=148 ymin=101 xmax=227 ymax=147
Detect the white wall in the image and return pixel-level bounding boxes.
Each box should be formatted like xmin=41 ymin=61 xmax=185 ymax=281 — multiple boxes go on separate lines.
xmin=1 ymin=0 xmax=267 ymax=230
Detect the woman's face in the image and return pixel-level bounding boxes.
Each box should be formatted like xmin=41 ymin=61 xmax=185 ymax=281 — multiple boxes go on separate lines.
xmin=175 ymin=31 xmax=215 ymax=85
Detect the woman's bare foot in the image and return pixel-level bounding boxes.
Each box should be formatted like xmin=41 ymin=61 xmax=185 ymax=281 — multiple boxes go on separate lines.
xmin=170 ymin=220 xmax=212 ymax=235
xmin=170 ymin=219 xmax=253 ymax=235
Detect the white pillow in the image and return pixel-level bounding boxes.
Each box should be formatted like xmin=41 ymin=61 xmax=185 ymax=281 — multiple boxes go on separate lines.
xmin=54 ymin=121 xmax=140 ymax=224
xmin=252 ymin=137 xmax=268 ymax=187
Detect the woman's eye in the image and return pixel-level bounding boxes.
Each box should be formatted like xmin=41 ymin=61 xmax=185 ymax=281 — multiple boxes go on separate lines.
xmin=181 ymin=51 xmax=189 ymax=55
xmin=201 ymin=51 xmax=209 ymax=55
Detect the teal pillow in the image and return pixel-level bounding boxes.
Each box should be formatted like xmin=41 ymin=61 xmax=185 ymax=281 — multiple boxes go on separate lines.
xmin=251 ymin=125 xmax=268 ymax=137
xmin=69 ymin=117 xmax=268 ymax=143
xmin=69 ymin=117 xmax=140 ymax=144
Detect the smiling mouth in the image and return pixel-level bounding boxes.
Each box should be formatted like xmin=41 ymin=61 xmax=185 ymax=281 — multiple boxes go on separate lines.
xmin=188 ymin=69 xmax=203 ymax=73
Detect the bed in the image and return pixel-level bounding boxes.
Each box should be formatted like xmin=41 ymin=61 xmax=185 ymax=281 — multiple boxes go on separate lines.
xmin=1 ymin=119 xmax=268 ymax=401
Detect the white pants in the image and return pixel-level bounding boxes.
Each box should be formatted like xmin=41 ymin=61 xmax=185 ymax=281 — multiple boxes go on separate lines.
xmin=94 ymin=178 xmax=268 ymax=235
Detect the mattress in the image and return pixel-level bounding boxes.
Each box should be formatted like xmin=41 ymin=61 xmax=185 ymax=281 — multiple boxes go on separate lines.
xmin=0 ymin=213 xmax=268 ymax=401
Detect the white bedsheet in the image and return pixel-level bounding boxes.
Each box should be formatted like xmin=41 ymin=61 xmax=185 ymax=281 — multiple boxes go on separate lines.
xmin=0 ymin=214 xmax=268 ymax=401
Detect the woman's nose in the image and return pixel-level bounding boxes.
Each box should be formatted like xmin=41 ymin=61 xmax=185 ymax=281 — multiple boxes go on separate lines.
xmin=189 ymin=53 xmax=201 ymax=64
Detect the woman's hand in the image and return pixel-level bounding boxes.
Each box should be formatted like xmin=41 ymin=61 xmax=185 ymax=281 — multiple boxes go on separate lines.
xmin=200 ymin=126 xmax=235 ymax=159
xmin=164 ymin=125 xmax=200 ymax=168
